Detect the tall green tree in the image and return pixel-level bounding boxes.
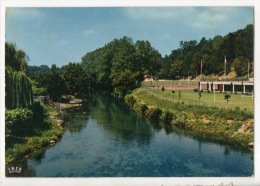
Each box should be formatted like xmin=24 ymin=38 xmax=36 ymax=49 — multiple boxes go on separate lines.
xmin=61 ymin=62 xmax=89 ymax=97
xmin=47 ymin=65 xmax=66 ymax=101
xmin=233 ymin=56 xmax=248 ymax=76
xmin=5 ymin=42 xmax=33 ymax=109
xmin=5 ymin=42 xmax=29 ymax=73
xmin=81 ymin=36 xmax=160 ymax=95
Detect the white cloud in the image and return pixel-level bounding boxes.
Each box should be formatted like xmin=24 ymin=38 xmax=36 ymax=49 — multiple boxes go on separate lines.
xmin=59 ymin=40 xmax=68 ymax=46
xmin=124 ymin=7 xmax=195 ymax=20
xmin=124 ymin=7 xmax=252 ymax=30
xmin=191 ymin=7 xmax=253 ymax=30
xmin=6 ymin=8 xmax=42 ymax=19
xmin=190 ymin=7 xmax=234 ymax=29
xmin=83 ymin=29 xmax=96 ymax=37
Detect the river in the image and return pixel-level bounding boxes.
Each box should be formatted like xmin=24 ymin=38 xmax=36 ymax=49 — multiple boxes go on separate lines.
xmin=13 ymin=92 xmax=254 ymax=177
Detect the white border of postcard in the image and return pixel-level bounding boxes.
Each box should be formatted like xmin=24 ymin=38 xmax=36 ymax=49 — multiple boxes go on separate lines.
xmin=1 ymin=0 xmax=260 ymax=186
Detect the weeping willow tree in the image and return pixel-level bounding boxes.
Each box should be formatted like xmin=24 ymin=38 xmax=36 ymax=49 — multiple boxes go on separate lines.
xmin=5 ymin=42 xmax=33 ymax=109
xmin=5 ymin=67 xmax=34 ymax=109
xmin=5 ymin=42 xmax=28 ymax=73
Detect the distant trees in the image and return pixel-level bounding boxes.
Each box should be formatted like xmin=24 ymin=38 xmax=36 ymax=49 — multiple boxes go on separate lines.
xmin=61 ymin=62 xmax=89 ymax=97
xmin=233 ymin=57 xmax=248 ymax=77
xmin=46 ymin=65 xmax=66 ymax=101
xmin=160 ymin=24 xmax=253 ymax=79
xmin=25 ymin=24 xmax=253 ymax=100
xmin=28 ymin=62 xmax=90 ymax=100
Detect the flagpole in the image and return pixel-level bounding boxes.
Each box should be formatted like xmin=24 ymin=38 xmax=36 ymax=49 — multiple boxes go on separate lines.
xmin=248 ymin=60 xmax=250 ymax=80
xmin=200 ymin=61 xmax=202 ymax=80
xmin=224 ymin=56 xmax=226 ymax=80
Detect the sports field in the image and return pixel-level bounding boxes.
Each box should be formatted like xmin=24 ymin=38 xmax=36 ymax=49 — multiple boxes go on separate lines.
xmin=143 ymin=87 xmax=254 ymax=112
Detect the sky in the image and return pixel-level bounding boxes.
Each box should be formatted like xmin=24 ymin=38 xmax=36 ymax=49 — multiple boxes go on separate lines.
xmin=5 ymin=7 xmax=254 ymax=67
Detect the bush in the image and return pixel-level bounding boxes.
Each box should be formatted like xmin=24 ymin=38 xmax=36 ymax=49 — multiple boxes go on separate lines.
xmin=162 ymin=111 xmax=175 ymax=125
xmin=148 ymin=108 xmax=162 ymax=120
xmin=33 ymin=101 xmax=48 ymax=120
xmin=140 ymin=104 xmax=148 ymax=115
xmin=161 ymin=86 xmax=165 ymax=92
xmin=5 ymin=109 xmax=33 ymax=135
xmin=5 ymin=109 xmax=33 ymax=124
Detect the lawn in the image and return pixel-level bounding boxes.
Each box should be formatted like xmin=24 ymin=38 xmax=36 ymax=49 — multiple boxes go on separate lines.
xmin=142 ymin=87 xmax=254 ymax=112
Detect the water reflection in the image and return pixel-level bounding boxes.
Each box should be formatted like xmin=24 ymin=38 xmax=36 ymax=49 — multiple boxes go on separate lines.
xmin=62 ymin=108 xmax=89 ymax=133
xmin=86 ymin=93 xmax=154 ymax=146
xmin=9 ymin=92 xmax=253 ymax=177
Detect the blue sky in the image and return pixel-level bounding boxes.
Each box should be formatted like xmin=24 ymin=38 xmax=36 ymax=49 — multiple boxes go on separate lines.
xmin=5 ymin=7 xmax=254 ymax=67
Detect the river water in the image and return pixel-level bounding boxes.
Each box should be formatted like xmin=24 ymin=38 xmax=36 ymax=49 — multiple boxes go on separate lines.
xmin=15 ymin=93 xmax=253 ymax=177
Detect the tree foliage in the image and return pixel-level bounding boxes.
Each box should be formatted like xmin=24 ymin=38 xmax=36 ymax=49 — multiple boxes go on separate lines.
xmin=160 ymin=24 xmax=253 ymax=79
xmin=5 ymin=43 xmax=33 ymax=109
xmin=5 ymin=42 xmax=29 ymax=74
xmin=25 ymin=24 xmax=253 ymax=100
xmin=46 ymin=65 xmax=66 ymax=101
xmin=61 ymin=62 xmax=89 ymax=97
xmin=81 ymin=36 xmax=163 ymax=95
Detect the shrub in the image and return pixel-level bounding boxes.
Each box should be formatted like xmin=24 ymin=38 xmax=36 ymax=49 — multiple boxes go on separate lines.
xmin=140 ymin=104 xmax=148 ymax=115
xmin=5 ymin=108 xmax=33 ymax=124
xmin=33 ymin=101 xmax=48 ymax=120
xmin=5 ymin=108 xmax=33 ymax=135
xmin=162 ymin=111 xmax=175 ymax=125
xmin=161 ymin=86 xmax=165 ymax=92
xmin=148 ymin=108 xmax=162 ymax=120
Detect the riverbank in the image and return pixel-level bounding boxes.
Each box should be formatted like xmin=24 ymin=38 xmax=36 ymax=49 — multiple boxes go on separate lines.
xmin=125 ymin=88 xmax=254 ymax=149
xmin=6 ymin=100 xmax=84 ymax=166
xmin=5 ymin=105 xmax=64 ymax=166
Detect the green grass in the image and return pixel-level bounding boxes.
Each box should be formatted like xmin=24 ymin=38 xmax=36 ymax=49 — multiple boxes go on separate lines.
xmin=125 ymin=88 xmax=254 ymax=146
xmin=5 ymin=103 xmax=64 ymax=165
xmin=144 ymin=88 xmax=254 ymax=112
xmin=6 ymin=118 xmax=63 ymax=165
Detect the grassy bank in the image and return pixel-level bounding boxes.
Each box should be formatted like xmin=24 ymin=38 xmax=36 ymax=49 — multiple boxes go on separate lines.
xmin=5 ymin=104 xmax=64 ymax=165
xmin=125 ymin=88 xmax=254 ymax=148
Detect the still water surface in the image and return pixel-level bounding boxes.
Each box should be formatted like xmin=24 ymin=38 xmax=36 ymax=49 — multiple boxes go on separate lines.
xmin=21 ymin=93 xmax=253 ymax=177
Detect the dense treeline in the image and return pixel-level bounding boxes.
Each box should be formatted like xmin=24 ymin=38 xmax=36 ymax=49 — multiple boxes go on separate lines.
xmin=162 ymin=24 xmax=253 ymax=79
xmin=28 ymin=24 xmax=253 ymax=98
xmin=81 ymin=36 xmax=163 ymax=95
xmin=80 ymin=24 xmax=253 ymax=95
xmin=28 ymin=63 xmax=89 ymax=101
